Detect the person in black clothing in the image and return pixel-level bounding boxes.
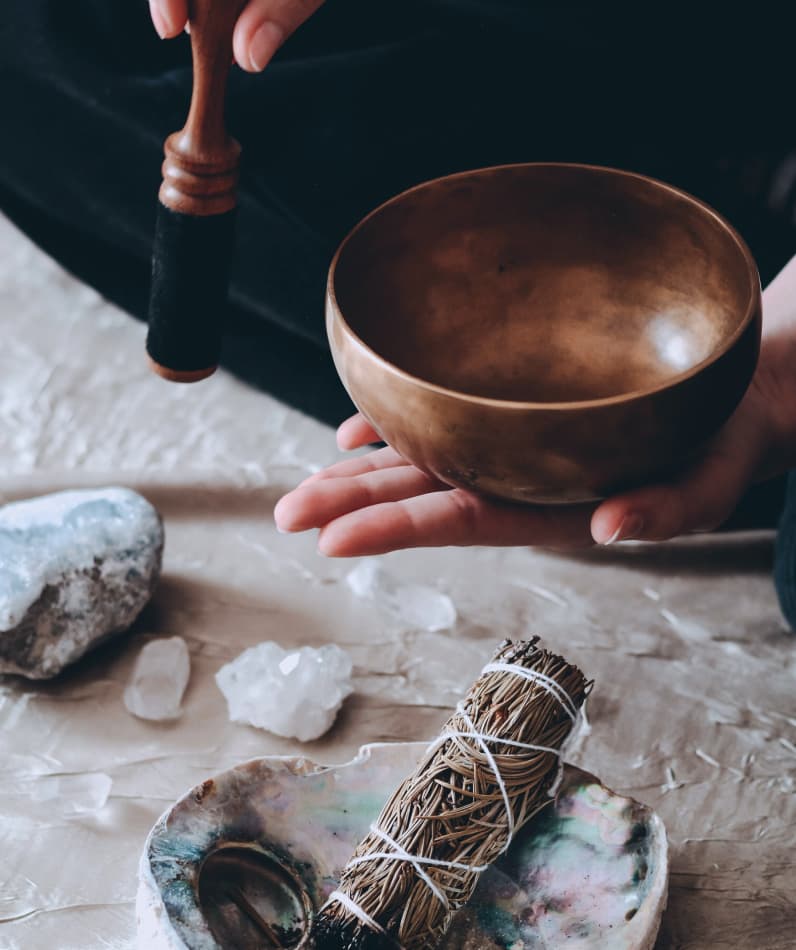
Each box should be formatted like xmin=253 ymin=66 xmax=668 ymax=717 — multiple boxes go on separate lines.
xmin=2 ymin=0 xmax=796 ymax=626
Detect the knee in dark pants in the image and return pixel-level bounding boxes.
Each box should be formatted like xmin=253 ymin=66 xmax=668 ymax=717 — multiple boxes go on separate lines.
xmin=774 ymin=472 xmax=796 ymax=631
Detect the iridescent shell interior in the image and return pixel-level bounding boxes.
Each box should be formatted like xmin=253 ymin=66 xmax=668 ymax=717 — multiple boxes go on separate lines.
xmin=137 ymin=743 xmax=668 ymax=949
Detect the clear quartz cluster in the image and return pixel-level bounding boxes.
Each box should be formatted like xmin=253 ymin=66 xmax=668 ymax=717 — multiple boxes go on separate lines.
xmin=215 ymin=641 xmax=354 ymax=742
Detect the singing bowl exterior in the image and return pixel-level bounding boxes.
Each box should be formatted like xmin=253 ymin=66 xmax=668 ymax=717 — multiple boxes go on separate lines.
xmin=326 ymin=164 xmax=761 ymax=504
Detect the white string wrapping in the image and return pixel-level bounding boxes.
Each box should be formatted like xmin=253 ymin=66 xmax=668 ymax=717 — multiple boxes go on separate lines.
xmin=481 ymin=661 xmax=580 ymax=721
xmin=324 ymin=890 xmax=388 ymax=937
xmin=322 ymin=660 xmax=580 ymax=940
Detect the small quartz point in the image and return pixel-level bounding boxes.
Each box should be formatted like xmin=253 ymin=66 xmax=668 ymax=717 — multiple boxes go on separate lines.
xmin=216 ymin=642 xmax=354 ymax=742
xmin=346 ymin=559 xmax=457 ymax=632
xmin=124 ymin=637 xmax=190 ymax=721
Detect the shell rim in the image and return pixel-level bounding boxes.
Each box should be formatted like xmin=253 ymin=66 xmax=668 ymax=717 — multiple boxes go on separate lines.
xmin=136 ymin=742 xmax=669 ymax=950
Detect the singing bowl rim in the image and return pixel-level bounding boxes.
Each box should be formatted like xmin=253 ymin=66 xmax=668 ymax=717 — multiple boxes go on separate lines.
xmin=327 ymin=161 xmax=761 ymax=412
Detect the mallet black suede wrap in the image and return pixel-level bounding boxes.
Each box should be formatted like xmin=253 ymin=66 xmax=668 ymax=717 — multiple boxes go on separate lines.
xmin=146 ymin=203 xmax=236 ymax=372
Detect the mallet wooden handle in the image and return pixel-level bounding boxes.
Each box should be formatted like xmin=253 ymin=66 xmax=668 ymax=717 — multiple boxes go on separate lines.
xmin=160 ymin=0 xmax=247 ymax=218
xmin=146 ymin=0 xmax=248 ymax=385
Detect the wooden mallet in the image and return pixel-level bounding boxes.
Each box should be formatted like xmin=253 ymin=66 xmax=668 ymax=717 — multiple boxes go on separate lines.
xmin=146 ymin=0 xmax=247 ymax=383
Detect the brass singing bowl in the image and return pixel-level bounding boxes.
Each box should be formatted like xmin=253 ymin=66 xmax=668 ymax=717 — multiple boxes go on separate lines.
xmin=326 ymin=163 xmax=761 ymax=504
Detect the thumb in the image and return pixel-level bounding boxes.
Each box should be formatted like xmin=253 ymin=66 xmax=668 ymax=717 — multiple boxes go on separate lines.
xmin=336 ymin=413 xmax=380 ymax=451
xmin=149 ymin=0 xmax=188 ymax=38
xmin=590 ymin=404 xmax=768 ymax=544
xmin=233 ymin=0 xmax=325 ymax=72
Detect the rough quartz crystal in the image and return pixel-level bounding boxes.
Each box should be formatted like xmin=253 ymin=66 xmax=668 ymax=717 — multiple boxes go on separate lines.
xmin=215 ymin=641 xmax=354 ymax=742
xmin=124 ymin=637 xmax=190 ymax=721
xmin=346 ymin=559 xmax=457 ymax=632
xmin=0 ymin=488 xmax=164 ymax=679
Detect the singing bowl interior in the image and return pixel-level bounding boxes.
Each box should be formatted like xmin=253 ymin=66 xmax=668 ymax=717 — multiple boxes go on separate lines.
xmin=331 ymin=163 xmax=757 ymax=405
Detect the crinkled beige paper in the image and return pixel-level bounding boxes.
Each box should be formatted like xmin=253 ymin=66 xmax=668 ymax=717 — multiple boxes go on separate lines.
xmin=0 ymin=215 xmax=794 ymax=949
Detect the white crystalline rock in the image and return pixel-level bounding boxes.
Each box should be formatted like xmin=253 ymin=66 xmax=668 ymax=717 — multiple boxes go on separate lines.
xmin=346 ymin=560 xmax=457 ymax=632
xmin=0 ymin=487 xmax=164 ymax=678
xmin=124 ymin=637 xmax=191 ymax=721
xmin=215 ymin=641 xmax=354 ymax=742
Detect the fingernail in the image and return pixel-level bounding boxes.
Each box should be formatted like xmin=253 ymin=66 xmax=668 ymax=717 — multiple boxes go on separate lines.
xmin=273 ymin=501 xmax=292 ymax=533
xmin=150 ymin=3 xmax=170 ymax=39
xmin=248 ymin=21 xmax=284 ymax=71
xmin=602 ymin=513 xmax=645 ymax=545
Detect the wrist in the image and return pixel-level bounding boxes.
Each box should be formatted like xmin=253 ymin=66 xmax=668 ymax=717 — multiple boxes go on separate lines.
xmin=753 ymin=267 xmax=796 ymax=474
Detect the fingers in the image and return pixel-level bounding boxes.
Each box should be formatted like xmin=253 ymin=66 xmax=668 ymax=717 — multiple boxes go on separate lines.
xmin=317 ymin=493 xmax=596 ymax=557
xmin=336 ymin=414 xmax=380 ymax=451
xmin=275 ymin=435 xmax=594 ymax=555
xmin=591 ymin=401 xmax=768 ymax=544
xmin=149 ymin=0 xmax=187 ymax=38
xmin=148 ymin=0 xmax=325 ymax=72
xmin=302 ymin=446 xmax=411 ymax=486
xmin=233 ymin=0 xmax=325 ymax=72
xmin=275 ymin=466 xmax=443 ymax=533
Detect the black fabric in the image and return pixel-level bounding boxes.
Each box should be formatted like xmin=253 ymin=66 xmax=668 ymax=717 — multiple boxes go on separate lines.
xmin=775 ymin=472 xmax=796 ymax=629
xmin=3 ymin=2 xmax=796 ymax=383
xmin=147 ymin=205 xmax=236 ymax=372
xmin=721 ymin=476 xmax=789 ymax=533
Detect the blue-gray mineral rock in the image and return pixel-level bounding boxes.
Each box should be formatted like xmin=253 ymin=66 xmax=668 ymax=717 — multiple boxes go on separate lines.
xmin=0 ymin=488 xmax=164 ymax=679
